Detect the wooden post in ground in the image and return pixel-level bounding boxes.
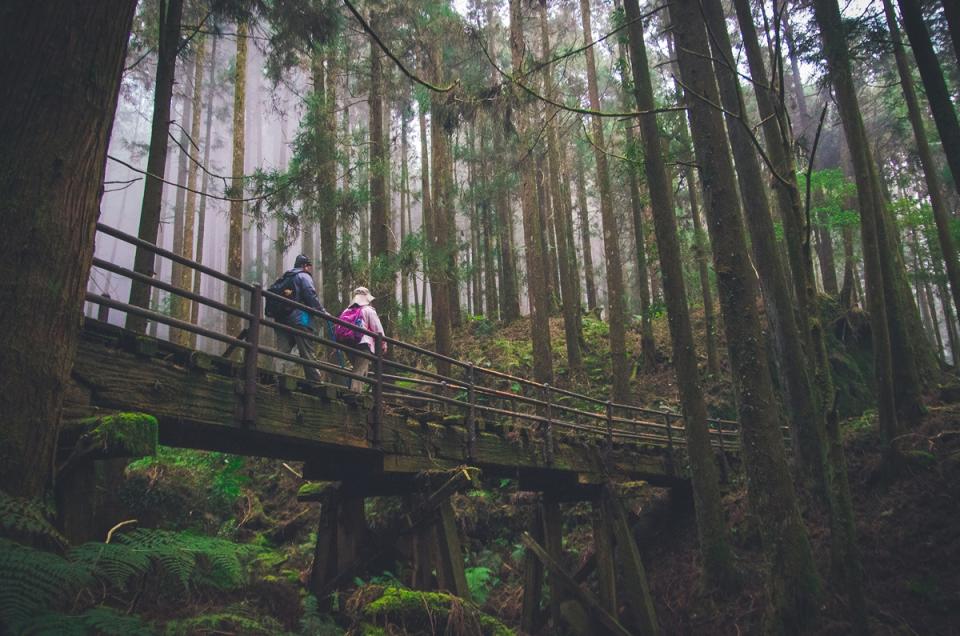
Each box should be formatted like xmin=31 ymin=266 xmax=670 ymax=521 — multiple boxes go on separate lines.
xmin=521 ymin=504 xmax=546 ymax=634
xmin=435 ymin=497 xmax=471 ymax=600
xmin=337 ymin=495 xmax=366 ymax=573
xmin=602 ymin=483 xmax=659 ymax=635
xmin=591 ymin=498 xmax=617 ymax=616
xmin=307 ymin=483 xmax=342 ymax=608
xmin=521 ymin=532 xmax=632 ymax=636
xmin=542 ymin=499 xmax=565 ymax=629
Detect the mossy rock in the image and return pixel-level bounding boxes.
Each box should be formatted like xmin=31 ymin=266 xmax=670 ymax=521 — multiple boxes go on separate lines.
xmin=360 ymin=586 xmax=513 ymax=636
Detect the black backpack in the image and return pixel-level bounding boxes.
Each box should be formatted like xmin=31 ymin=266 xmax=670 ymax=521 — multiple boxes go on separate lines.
xmin=265 ymin=270 xmax=299 ymax=320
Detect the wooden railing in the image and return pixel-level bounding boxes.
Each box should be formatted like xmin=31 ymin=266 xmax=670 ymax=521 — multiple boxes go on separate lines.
xmin=87 ymin=222 xmax=755 ymax=469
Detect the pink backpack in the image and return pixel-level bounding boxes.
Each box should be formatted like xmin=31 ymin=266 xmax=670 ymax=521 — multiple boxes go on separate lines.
xmin=334 ymin=305 xmax=365 ymax=344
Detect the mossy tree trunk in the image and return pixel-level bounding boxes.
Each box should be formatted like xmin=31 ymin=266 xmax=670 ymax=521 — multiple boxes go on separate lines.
xmin=670 ymin=0 xmax=822 ymax=628
xmin=226 ymin=19 xmax=248 ymax=336
xmin=0 ymin=0 xmax=137 ymax=497
xmin=623 ymin=0 xmax=737 ymax=589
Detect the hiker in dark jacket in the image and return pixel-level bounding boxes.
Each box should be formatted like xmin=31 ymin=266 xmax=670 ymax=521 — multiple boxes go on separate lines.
xmin=275 ymin=254 xmax=326 ymax=382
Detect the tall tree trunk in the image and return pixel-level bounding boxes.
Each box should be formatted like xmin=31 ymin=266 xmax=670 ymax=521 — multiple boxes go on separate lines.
xmin=175 ymin=42 xmax=207 ymax=345
xmin=510 ymin=0 xmax=553 ymax=384
xmin=559 ymin=138 xmax=585 ymax=341
xmin=400 ymin=110 xmax=410 ymax=318
xmin=170 ymin=60 xmax=193 ymax=345
xmin=447 ymin=136 xmax=461 ymax=328
xmin=539 ymin=4 xmax=582 ymax=371
xmin=369 ymin=14 xmax=394 ymax=336
xmin=479 ymin=123 xmax=499 ymax=322
xmin=419 ymin=104 xmax=435 ymax=323
xmin=703 ymin=0 xmax=829 ymax=495
xmin=623 ymin=0 xmax=737 ymax=588
xmin=688 ymin=173 xmax=720 ymax=375
xmin=670 ymin=0 xmax=822 ymax=628
xmin=839 ymin=224 xmax=856 ymax=310
xmin=128 ymin=0 xmax=185 ymax=333
xmin=579 ymin=0 xmax=629 ymax=402
xmin=0 ymin=0 xmax=136 ymax=497
xmin=942 ymin=0 xmax=960 ymax=67
xmin=816 ymin=225 xmax=840 ymax=296
xmin=812 ymin=0 xmax=900 ymax=452
xmin=190 ymin=34 xmax=218 ymax=348
xmin=883 ymin=0 xmax=960 ymax=333
xmin=320 ymin=49 xmax=339 ymax=311
xmin=574 ymin=148 xmax=598 ymax=311
xmin=225 ymin=20 xmax=248 ymax=336
xmin=535 ymin=151 xmax=560 ymax=314
xmin=897 ymin=0 xmax=960 ymax=201
xmin=429 ymin=50 xmax=453 ymax=372
xmin=614 ymin=6 xmax=655 ymax=372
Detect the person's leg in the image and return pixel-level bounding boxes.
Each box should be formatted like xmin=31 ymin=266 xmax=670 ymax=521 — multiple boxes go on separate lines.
xmin=348 ymin=348 xmax=371 ymax=392
xmin=275 ymin=327 xmax=295 ymax=376
xmin=293 ymin=329 xmax=323 ymax=383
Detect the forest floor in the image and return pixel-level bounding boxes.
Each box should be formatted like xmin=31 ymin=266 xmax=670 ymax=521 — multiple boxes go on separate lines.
xmin=109 ymin=309 xmax=960 ymax=634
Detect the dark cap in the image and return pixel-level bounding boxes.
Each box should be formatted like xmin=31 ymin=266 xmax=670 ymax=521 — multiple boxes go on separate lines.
xmin=294 ymin=254 xmax=312 ymax=268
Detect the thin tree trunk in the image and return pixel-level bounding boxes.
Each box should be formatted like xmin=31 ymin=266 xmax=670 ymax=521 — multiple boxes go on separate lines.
xmin=190 ymin=34 xmax=218 ymax=348
xmin=419 ymin=105 xmax=435 ymax=324
xmin=320 ymin=49 xmax=339 ymax=311
xmin=400 ymin=111 xmax=410 ymax=318
xmin=580 ymin=0 xmax=629 ymax=402
xmin=225 ymin=20 xmax=248 ymax=336
xmin=671 ymin=0 xmax=822 ymax=628
xmin=539 ymin=4 xmax=582 ymax=371
xmin=368 ymin=13 xmax=393 ymax=336
xmin=510 ymin=0 xmax=553 ymax=385
xmin=429 ymin=48 xmax=453 ymax=372
xmin=574 ymin=149 xmax=598 ymax=311
xmin=840 ymin=224 xmax=856 ymax=310
xmin=816 ymin=224 xmax=840 ymax=296
xmin=624 ymin=0 xmax=737 ymax=588
xmin=170 ymin=58 xmax=193 ymax=345
xmin=128 ymin=0 xmax=185 ymax=334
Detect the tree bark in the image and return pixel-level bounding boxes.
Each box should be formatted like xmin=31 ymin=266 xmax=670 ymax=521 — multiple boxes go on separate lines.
xmin=897 ymin=0 xmax=960 ymax=202
xmin=883 ymin=0 xmax=960 ymax=336
xmin=539 ymin=4 xmax=583 ymax=372
xmin=574 ymin=149 xmax=598 ymax=312
xmin=623 ymin=0 xmax=737 ymax=588
xmin=429 ymin=49 xmax=453 ymax=373
xmin=226 ymin=19 xmax=247 ymax=336
xmin=580 ymin=0 xmax=630 ymax=402
xmin=670 ymin=0 xmax=821 ymax=628
xmin=510 ymin=0 xmax=554 ymax=384
xmin=170 ymin=58 xmax=193 ymax=344
xmin=369 ymin=14 xmax=394 ymax=336
xmin=320 ymin=49 xmax=340 ymax=311
xmin=0 ymin=0 xmax=137 ymax=497
xmin=127 ymin=0 xmax=185 ymax=334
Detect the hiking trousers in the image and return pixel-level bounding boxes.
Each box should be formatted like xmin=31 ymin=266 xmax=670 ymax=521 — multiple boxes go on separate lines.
xmin=275 ymin=324 xmax=322 ymax=383
xmin=347 ymin=344 xmax=372 ymax=392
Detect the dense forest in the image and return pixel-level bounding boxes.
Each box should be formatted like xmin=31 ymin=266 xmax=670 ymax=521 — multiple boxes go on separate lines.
xmin=1 ymin=0 xmax=959 ymax=633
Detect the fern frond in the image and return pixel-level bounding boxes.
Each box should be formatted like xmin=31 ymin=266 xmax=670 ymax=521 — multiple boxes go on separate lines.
xmin=16 ymin=607 xmax=153 ymax=636
xmin=0 ymin=538 xmax=92 ymax=630
xmin=163 ymin=611 xmax=282 ymax=635
xmin=69 ymin=541 xmax=152 ymax=589
xmin=0 ymin=490 xmax=68 ymax=548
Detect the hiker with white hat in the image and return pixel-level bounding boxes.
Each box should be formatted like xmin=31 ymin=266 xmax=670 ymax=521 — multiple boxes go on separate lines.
xmin=333 ymin=286 xmax=386 ymax=392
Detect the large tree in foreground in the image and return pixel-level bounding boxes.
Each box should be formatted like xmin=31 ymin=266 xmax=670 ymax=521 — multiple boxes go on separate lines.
xmin=0 ymin=0 xmax=137 ymax=497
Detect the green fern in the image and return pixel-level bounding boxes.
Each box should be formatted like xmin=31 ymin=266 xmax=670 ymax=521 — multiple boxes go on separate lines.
xmin=163 ymin=610 xmax=285 ymax=635
xmin=18 ymin=607 xmax=153 ymax=636
xmin=69 ymin=541 xmax=152 ymax=589
xmin=0 ymin=538 xmax=92 ymax=630
xmin=0 ymin=490 xmax=68 ymax=548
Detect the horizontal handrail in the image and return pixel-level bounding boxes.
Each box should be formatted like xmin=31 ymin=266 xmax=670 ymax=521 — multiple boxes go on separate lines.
xmin=88 ymin=222 xmax=751 ymax=462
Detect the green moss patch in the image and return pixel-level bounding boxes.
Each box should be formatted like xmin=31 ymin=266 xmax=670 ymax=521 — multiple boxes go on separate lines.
xmin=360 ymin=586 xmax=513 ymax=636
xmin=87 ymin=412 xmax=158 ymax=457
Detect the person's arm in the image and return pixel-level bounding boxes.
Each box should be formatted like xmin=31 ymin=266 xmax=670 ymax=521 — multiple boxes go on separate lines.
xmin=363 ymin=306 xmax=386 ymax=352
xmin=296 ymin=272 xmax=326 ymax=314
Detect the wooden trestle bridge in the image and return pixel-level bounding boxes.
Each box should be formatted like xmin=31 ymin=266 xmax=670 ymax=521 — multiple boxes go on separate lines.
xmin=65 ymin=223 xmax=746 ymax=634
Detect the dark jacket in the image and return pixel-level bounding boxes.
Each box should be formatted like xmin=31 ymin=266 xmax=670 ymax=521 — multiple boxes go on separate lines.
xmin=284 ymin=268 xmax=325 ymax=328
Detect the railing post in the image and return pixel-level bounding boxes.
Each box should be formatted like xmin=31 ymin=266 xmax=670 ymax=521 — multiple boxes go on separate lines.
xmin=713 ymin=420 xmax=730 ymax=481
xmin=543 ymin=384 xmax=554 ymax=466
xmin=243 ymin=284 xmax=262 ymax=427
xmin=467 ymin=364 xmax=477 ymax=461
xmin=372 ymin=333 xmax=383 ymax=449
xmin=605 ymin=401 xmax=614 ymax=459
xmin=97 ymin=293 xmax=111 ymax=322
xmin=663 ymin=413 xmax=675 ymax=476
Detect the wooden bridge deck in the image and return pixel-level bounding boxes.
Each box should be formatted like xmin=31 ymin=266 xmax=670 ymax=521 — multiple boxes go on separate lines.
xmin=66 ymin=319 xmax=687 ymax=496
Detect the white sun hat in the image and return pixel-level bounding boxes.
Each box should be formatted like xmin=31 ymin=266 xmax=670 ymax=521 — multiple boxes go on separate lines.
xmin=351 ymin=286 xmax=375 ymax=306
